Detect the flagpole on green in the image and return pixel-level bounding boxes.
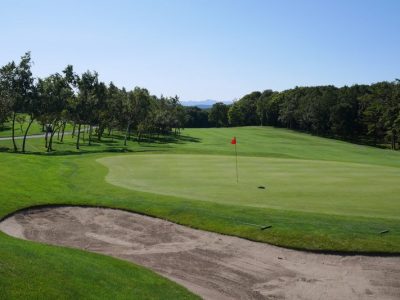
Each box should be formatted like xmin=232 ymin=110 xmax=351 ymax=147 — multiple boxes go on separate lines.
xmin=231 ymin=136 xmax=238 ymax=183
xmin=235 ymin=142 xmax=238 ymax=183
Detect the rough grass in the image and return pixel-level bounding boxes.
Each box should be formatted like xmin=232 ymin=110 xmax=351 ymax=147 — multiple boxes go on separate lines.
xmin=0 ymin=126 xmax=399 ymax=298
xmin=0 ymin=232 xmax=199 ymax=300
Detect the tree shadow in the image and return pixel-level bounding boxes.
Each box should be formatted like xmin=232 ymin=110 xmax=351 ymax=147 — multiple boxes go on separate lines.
xmin=134 ymin=134 xmax=201 ymax=144
xmin=0 ymin=147 xmax=10 ymax=153
xmin=9 ymin=147 xmax=169 ymax=157
xmin=100 ymin=140 xmax=119 ymax=145
xmin=0 ymin=126 xmax=12 ymax=132
xmin=0 ymin=132 xmax=201 ymax=157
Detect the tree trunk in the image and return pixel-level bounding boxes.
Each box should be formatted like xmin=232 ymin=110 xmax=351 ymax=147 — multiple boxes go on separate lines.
xmin=60 ymin=122 xmax=66 ymax=142
xmin=44 ymin=128 xmax=49 ymax=149
xmin=11 ymin=112 xmax=18 ymax=152
xmin=124 ymin=123 xmax=130 ymax=146
xmin=391 ymin=134 xmax=394 ymax=150
xmin=22 ymin=117 xmax=34 ymax=153
xmin=47 ymin=124 xmax=60 ymax=152
xmin=97 ymin=125 xmax=104 ymax=141
xmin=47 ymin=131 xmax=55 ymax=152
xmin=72 ymin=122 xmax=76 ymax=138
xmin=82 ymin=125 xmax=85 ymax=142
xmin=88 ymin=125 xmax=92 ymax=146
xmin=76 ymin=124 xmax=81 ymax=149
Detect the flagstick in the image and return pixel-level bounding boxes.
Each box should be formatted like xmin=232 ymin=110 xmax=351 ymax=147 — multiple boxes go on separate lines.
xmin=235 ymin=143 xmax=239 ymax=183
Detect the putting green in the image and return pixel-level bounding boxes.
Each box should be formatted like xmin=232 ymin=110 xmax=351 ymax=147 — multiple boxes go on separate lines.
xmin=98 ymin=154 xmax=400 ymax=219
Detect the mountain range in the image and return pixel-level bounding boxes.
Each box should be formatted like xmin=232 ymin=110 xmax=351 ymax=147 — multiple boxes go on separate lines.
xmin=181 ymin=99 xmax=232 ymax=109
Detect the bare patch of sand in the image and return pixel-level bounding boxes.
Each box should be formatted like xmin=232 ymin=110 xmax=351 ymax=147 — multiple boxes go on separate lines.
xmin=1 ymin=206 xmax=399 ymax=299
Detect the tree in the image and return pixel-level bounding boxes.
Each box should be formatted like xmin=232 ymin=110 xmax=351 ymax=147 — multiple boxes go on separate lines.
xmin=148 ymin=95 xmax=185 ymax=136
xmin=0 ymin=52 xmax=36 ymax=152
xmin=103 ymin=82 xmax=124 ymax=138
xmin=184 ymin=106 xmax=209 ymax=128
xmin=263 ymin=92 xmax=281 ymax=126
xmin=228 ymin=102 xmax=244 ymax=126
xmin=37 ymin=73 xmax=71 ymax=152
xmin=0 ymin=68 xmax=12 ymax=128
xmin=330 ymin=86 xmax=363 ymax=139
xmin=16 ymin=52 xmax=36 ymax=152
xmin=122 ymin=87 xmax=152 ymax=145
xmin=360 ymin=82 xmax=391 ymax=146
xmin=228 ymin=92 xmax=261 ymax=126
xmin=92 ymin=81 xmax=109 ymax=141
xmin=0 ymin=61 xmax=19 ymax=151
xmin=169 ymin=95 xmax=185 ymax=135
xmin=298 ymin=86 xmax=337 ymax=135
xmin=256 ymin=90 xmax=274 ymax=126
xmin=0 ymin=99 xmax=10 ymax=127
xmin=278 ymin=88 xmax=300 ymax=129
xmin=72 ymin=70 xmax=98 ymax=149
xmin=209 ymin=102 xmax=229 ymax=127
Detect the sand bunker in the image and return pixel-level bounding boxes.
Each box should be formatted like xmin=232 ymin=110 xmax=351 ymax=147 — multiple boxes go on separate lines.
xmin=1 ymin=206 xmax=399 ymax=299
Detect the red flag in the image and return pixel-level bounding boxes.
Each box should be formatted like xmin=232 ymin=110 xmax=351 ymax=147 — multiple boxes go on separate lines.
xmin=231 ymin=136 xmax=237 ymax=145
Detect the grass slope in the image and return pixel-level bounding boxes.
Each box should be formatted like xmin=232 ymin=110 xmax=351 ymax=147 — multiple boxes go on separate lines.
xmin=0 ymin=126 xmax=399 ymax=298
xmin=0 ymin=232 xmax=198 ymax=300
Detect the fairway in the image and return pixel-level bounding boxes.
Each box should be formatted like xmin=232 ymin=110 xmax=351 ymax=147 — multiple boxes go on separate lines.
xmin=99 ymin=154 xmax=400 ymax=219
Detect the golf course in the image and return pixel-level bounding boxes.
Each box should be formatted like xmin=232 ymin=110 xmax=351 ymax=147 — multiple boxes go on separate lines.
xmin=1 ymin=126 xmax=400 ymax=298
xmin=2 ymin=1 xmax=400 ymax=298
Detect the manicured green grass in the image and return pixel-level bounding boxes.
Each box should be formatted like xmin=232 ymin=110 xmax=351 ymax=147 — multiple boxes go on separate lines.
xmin=99 ymin=154 xmax=400 ymax=219
xmin=0 ymin=126 xmax=399 ymax=298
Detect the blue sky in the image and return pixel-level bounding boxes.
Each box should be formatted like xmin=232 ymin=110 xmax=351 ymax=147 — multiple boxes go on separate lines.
xmin=1 ymin=0 xmax=399 ymax=101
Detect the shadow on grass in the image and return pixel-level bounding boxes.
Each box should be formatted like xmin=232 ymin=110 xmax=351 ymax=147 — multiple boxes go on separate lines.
xmin=0 ymin=125 xmax=12 ymax=132
xmin=126 ymin=134 xmax=201 ymax=144
xmin=101 ymin=140 xmax=119 ymax=145
xmin=0 ymin=133 xmax=200 ymax=156
xmin=42 ymin=148 xmax=171 ymax=156
xmin=7 ymin=147 xmax=170 ymax=157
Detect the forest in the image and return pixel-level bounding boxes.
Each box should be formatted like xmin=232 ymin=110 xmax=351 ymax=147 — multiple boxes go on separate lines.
xmin=1 ymin=52 xmax=399 ymax=152
xmin=219 ymin=80 xmax=400 ymax=150
xmin=194 ymin=83 xmax=400 ymax=150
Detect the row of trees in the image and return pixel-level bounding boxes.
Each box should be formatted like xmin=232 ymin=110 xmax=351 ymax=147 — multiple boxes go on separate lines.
xmin=200 ymin=83 xmax=400 ymax=149
xmin=0 ymin=53 xmax=186 ymax=152
xmin=1 ymin=53 xmax=399 ymax=151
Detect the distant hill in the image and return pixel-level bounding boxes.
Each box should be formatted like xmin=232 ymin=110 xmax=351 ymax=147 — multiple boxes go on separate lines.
xmin=181 ymin=99 xmax=231 ymax=109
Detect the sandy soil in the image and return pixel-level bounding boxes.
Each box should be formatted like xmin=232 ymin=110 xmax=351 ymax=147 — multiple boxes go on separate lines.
xmin=1 ymin=206 xmax=399 ymax=300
